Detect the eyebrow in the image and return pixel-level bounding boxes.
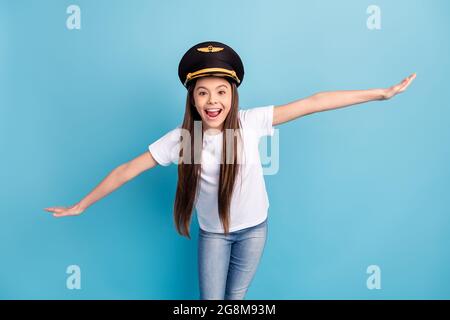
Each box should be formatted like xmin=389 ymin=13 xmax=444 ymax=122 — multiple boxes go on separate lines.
xmin=196 ymin=84 xmax=228 ymax=91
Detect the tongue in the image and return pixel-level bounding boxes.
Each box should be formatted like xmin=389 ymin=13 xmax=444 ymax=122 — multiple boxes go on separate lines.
xmin=207 ymin=111 xmax=220 ymax=117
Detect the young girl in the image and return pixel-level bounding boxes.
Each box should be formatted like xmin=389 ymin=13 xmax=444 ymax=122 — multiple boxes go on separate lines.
xmin=44 ymin=41 xmax=416 ymax=300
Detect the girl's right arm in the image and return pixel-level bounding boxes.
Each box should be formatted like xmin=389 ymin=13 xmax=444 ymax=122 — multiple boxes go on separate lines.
xmin=44 ymin=151 xmax=159 ymax=218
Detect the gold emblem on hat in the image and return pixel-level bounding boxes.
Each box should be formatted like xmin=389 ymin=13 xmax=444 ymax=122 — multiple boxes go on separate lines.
xmin=197 ymin=45 xmax=224 ymax=53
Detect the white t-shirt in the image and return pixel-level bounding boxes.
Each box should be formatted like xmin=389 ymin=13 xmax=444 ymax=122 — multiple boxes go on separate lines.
xmin=148 ymin=105 xmax=275 ymax=233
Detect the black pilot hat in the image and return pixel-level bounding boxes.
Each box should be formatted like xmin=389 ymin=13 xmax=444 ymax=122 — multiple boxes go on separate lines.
xmin=178 ymin=41 xmax=244 ymax=88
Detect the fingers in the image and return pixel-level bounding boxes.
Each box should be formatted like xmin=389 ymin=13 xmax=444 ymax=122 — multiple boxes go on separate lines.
xmin=404 ymin=73 xmax=416 ymax=85
xmin=391 ymin=72 xmax=416 ymax=96
xmin=44 ymin=206 xmax=76 ymax=217
xmin=44 ymin=207 xmax=65 ymax=213
xmin=50 ymin=210 xmax=77 ymax=218
xmin=405 ymin=72 xmax=417 ymax=83
xmin=53 ymin=212 xmax=71 ymax=218
xmin=398 ymin=72 xmax=417 ymax=92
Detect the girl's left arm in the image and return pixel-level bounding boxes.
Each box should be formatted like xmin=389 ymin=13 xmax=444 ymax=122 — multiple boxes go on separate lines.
xmin=273 ymin=73 xmax=417 ymax=126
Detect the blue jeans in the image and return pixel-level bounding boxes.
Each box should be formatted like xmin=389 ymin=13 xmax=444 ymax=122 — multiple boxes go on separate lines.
xmin=198 ymin=218 xmax=268 ymax=300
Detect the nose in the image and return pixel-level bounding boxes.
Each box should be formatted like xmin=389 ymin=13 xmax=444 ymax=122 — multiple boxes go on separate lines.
xmin=208 ymin=93 xmax=218 ymax=104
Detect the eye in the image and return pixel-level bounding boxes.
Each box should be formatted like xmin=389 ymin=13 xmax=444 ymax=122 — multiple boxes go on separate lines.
xmin=199 ymin=91 xmax=207 ymax=96
xmin=219 ymin=90 xmax=226 ymax=95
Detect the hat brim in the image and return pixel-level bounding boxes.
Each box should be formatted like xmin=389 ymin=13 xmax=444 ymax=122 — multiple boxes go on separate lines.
xmin=184 ymin=68 xmax=241 ymax=87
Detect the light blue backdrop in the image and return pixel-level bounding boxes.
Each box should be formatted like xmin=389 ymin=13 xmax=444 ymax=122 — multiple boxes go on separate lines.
xmin=1 ymin=0 xmax=449 ymax=299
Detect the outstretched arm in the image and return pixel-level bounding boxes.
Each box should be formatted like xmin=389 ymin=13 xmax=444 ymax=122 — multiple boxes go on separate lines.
xmin=44 ymin=151 xmax=158 ymax=217
xmin=273 ymin=73 xmax=417 ymax=126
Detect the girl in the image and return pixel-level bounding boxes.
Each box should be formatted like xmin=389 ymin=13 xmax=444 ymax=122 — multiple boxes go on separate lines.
xmin=44 ymin=41 xmax=416 ymax=300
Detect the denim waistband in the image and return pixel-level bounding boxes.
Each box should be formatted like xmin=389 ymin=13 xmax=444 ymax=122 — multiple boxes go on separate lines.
xmin=200 ymin=217 xmax=268 ymax=235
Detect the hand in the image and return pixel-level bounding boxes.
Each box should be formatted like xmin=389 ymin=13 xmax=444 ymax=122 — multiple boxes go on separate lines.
xmin=44 ymin=204 xmax=85 ymax=218
xmin=382 ymin=73 xmax=417 ymax=100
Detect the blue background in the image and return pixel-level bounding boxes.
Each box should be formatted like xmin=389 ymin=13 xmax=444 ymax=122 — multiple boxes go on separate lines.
xmin=1 ymin=0 xmax=449 ymax=299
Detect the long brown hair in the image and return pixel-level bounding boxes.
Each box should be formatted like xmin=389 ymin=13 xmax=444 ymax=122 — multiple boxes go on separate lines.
xmin=174 ymin=78 xmax=242 ymax=239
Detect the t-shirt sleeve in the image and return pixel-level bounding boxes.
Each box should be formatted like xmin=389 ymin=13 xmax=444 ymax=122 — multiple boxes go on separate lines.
xmin=239 ymin=105 xmax=275 ymax=138
xmin=148 ymin=127 xmax=182 ymax=166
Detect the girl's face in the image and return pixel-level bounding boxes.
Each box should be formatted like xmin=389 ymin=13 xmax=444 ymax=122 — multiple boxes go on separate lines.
xmin=193 ymin=76 xmax=232 ymax=133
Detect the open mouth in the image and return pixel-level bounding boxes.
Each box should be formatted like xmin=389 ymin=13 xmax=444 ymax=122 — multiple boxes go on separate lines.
xmin=204 ymin=108 xmax=223 ymax=120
